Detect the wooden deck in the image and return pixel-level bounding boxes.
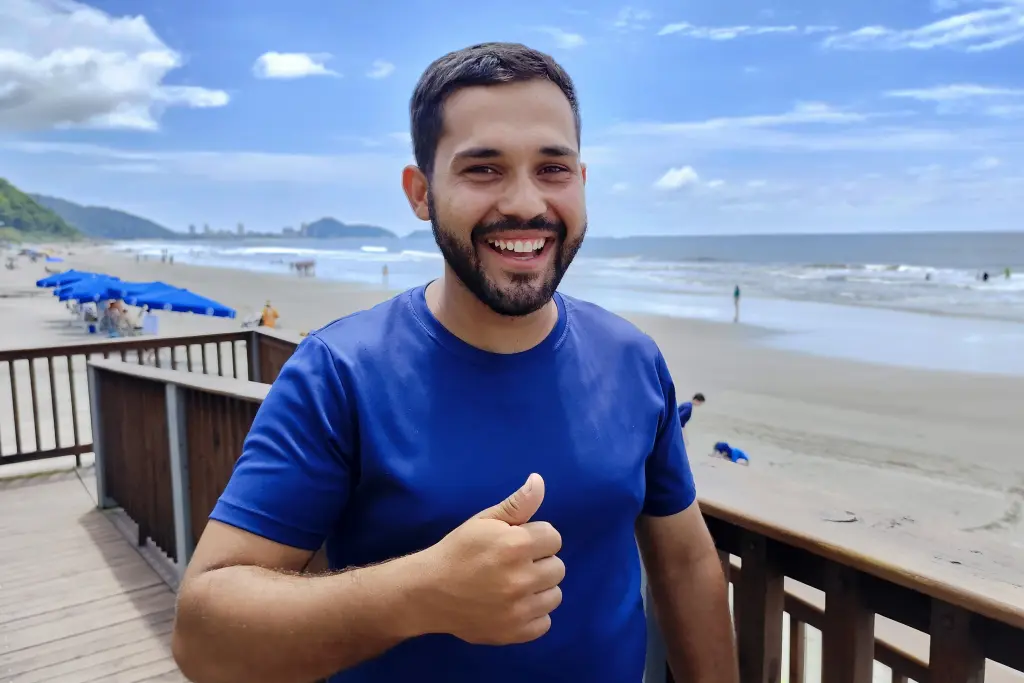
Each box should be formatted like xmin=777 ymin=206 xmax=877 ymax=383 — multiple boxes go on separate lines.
xmin=0 ymin=468 xmax=186 ymax=683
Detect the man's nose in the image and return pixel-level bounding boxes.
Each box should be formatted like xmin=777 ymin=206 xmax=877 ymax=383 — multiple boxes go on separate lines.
xmin=495 ymin=174 xmax=547 ymax=222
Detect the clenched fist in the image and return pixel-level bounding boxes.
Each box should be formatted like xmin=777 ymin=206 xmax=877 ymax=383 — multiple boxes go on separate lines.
xmin=418 ymin=473 xmax=565 ymax=645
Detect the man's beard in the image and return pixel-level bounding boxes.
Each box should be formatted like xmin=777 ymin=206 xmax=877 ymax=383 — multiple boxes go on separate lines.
xmin=428 ymin=192 xmax=585 ymax=317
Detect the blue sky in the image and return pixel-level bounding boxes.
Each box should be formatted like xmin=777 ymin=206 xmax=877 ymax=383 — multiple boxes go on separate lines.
xmin=1 ymin=0 xmax=1023 ymax=236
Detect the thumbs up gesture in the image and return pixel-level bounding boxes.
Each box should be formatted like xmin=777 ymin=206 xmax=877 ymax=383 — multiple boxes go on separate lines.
xmin=418 ymin=473 xmax=565 ymax=645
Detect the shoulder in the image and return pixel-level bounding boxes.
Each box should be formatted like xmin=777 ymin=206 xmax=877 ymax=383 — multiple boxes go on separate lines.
xmin=303 ymin=288 xmax=416 ymax=363
xmin=561 ymin=293 xmax=663 ymax=362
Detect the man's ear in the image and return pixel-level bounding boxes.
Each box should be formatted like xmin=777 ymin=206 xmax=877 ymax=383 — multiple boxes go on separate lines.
xmin=402 ymin=165 xmax=431 ymax=221
xmin=581 ymin=163 xmax=587 ymax=185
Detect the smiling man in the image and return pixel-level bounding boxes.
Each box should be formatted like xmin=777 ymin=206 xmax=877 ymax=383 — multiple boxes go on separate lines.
xmin=171 ymin=42 xmax=738 ymax=683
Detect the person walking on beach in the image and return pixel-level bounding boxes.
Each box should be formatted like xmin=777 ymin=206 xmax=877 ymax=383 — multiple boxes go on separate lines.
xmin=678 ymin=392 xmax=705 ymax=450
xmin=733 ymin=284 xmax=741 ymax=323
xmin=171 ymin=42 xmax=738 ymax=683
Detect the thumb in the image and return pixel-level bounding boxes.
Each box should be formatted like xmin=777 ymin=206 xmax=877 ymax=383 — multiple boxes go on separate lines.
xmin=476 ymin=473 xmax=545 ymax=525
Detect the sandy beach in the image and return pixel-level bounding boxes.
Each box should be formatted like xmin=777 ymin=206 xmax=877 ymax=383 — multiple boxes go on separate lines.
xmin=2 ymin=244 xmax=1023 ymax=681
xmin=6 ymin=245 xmax=1019 ymax=547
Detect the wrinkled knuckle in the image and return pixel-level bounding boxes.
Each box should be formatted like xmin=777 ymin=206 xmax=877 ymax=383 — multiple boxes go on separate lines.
xmin=500 ymin=531 xmax=529 ymax=554
xmin=503 ymin=573 xmax=530 ymax=599
xmin=549 ymin=586 xmax=564 ymax=609
xmin=552 ymin=556 xmax=566 ymax=581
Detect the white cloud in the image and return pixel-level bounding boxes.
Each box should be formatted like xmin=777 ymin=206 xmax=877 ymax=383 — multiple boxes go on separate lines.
xmin=823 ymin=2 xmax=1024 ymax=52
xmin=657 ymin=22 xmax=836 ymax=39
xmin=613 ymin=7 xmax=652 ymax=31
xmin=654 ymin=166 xmax=700 ymax=190
xmin=366 ymin=59 xmax=395 ymax=79
xmin=0 ymin=0 xmax=228 ymax=132
xmin=536 ymin=27 xmax=587 ymax=49
xmin=885 ymin=84 xmax=1024 ymax=101
xmin=987 ymin=103 xmax=1024 ymax=117
xmin=973 ymin=155 xmax=1002 ymax=169
xmin=613 ymin=102 xmax=869 ymax=135
xmin=252 ymin=52 xmax=338 ymax=79
xmin=611 ymin=182 xmax=630 ymax=193
xmin=3 ymin=140 xmax=403 ymax=185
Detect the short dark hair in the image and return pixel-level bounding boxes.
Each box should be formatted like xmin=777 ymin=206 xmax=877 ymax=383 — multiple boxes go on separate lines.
xmin=693 ymin=393 xmax=706 ymax=403
xmin=409 ymin=42 xmax=581 ymax=177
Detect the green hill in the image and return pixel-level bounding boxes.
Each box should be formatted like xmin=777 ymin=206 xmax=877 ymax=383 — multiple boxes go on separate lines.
xmin=304 ymin=217 xmax=396 ymax=239
xmin=30 ymin=194 xmax=180 ymax=240
xmin=0 ymin=178 xmax=81 ymax=242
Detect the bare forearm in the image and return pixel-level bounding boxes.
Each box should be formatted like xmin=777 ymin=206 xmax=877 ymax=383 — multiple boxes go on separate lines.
xmin=650 ymin=553 xmax=738 ymax=683
xmin=172 ymin=553 xmax=429 ymax=683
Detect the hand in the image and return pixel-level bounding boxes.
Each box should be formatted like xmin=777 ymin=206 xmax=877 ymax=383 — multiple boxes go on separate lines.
xmin=418 ymin=473 xmax=564 ymax=645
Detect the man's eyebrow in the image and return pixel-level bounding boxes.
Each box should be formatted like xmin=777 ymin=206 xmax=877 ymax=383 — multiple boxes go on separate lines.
xmin=451 ymin=145 xmax=579 ymax=162
xmin=452 ymin=147 xmax=501 ymax=161
xmin=539 ymin=145 xmax=577 ymax=158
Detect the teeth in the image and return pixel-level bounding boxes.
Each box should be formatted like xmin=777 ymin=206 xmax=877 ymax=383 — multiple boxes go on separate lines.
xmin=488 ymin=237 xmax=547 ymax=253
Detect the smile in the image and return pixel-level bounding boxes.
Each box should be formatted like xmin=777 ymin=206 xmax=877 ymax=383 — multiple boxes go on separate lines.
xmin=485 ymin=237 xmax=548 ymax=259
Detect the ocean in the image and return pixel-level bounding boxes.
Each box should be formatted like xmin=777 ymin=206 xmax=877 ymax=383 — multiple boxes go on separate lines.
xmin=115 ymin=231 xmax=1024 ymax=376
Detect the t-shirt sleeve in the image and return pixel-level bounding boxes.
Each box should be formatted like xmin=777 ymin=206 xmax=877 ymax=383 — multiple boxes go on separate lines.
xmin=209 ymin=334 xmax=355 ymax=551
xmin=677 ymin=402 xmax=692 ymax=427
xmin=642 ymin=350 xmax=698 ymax=517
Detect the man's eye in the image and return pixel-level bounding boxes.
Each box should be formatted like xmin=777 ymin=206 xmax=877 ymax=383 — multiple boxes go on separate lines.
xmin=465 ymin=166 xmax=497 ymax=174
xmin=541 ymin=165 xmax=570 ymax=174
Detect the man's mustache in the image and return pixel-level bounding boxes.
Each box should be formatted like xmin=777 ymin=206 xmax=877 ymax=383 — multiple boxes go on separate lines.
xmin=472 ymin=216 xmax=566 ymax=242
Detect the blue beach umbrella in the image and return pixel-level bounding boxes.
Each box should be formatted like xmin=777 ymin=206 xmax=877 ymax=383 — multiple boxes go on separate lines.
xmin=56 ymin=276 xmax=124 ymax=302
xmin=37 ymin=269 xmax=100 ymax=288
xmin=129 ymin=286 xmax=236 ymax=318
xmin=103 ymin=280 xmax=174 ymax=301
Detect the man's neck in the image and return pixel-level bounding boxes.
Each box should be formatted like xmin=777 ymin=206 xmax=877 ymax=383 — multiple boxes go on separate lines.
xmin=425 ymin=271 xmax=558 ymax=354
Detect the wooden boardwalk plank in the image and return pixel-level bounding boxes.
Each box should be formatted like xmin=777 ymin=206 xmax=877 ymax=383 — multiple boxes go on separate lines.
xmin=0 ymin=472 xmax=185 ymax=682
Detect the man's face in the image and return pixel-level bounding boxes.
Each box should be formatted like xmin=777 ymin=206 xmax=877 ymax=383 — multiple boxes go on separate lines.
xmin=426 ymin=80 xmax=587 ymax=317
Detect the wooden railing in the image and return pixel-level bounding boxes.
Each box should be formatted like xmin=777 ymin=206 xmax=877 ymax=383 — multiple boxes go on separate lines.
xmin=86 ymin=350 xmax=1024 ymax=683
xmin=0 ymin=329 xmax=297 ymax=466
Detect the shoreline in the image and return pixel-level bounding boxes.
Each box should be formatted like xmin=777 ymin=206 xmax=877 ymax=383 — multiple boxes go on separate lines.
xmin=4 ymin=247 xmax=1024 ymax=551
xmin=101 ymin=241 xmax=1024 ymax=377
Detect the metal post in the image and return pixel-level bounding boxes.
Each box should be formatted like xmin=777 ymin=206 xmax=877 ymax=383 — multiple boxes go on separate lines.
xmin=641 ymin=553 xmax=669 ymax=683
xmin=166 ymin=383 xmax=194 ymax=574
xmin=87 ymin=365 xmax=116 ymax=509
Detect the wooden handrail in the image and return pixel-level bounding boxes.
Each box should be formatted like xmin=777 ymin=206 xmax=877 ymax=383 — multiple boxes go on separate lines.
xmin=84 ymin=338 xmax=1024 ymax=683
xmin=0 ymin=330 xmax=250 ymax=362
xmin=88 ymin=359 xmax=269 ymax=403
xmin=0 ymin=330 xmax=267 ymax=466
xmin=697 ymin=463 xmax=1024 ymax=630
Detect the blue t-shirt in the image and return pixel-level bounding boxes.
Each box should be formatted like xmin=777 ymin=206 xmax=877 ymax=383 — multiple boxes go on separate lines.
xmin=678 ymin=401 xmax=693 ymax=428
xmin=210 ymin=284 xmax=697 ymax=683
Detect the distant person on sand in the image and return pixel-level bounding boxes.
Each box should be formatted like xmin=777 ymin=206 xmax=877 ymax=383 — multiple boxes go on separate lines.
xmin=259 ymin=300 xmax=279 ymax=328
xmin=678 ymin=392 xmax=705 ymax=450
xmin=172 ymin=42 xmax=737 ymax=683
xmin=712 ymin=442 xmax=750 ymax=467
xmin=733 ymin=284 xmax=741 ymax=323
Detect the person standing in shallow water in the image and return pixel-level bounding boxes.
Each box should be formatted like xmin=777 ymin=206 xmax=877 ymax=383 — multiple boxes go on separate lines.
xmin=171 ymin=42 xmax=738 ymax=683
xmin=733 ymin=284 xmax=741 ymax=323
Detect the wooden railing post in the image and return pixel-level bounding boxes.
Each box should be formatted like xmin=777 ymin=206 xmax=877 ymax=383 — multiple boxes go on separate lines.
xmin=822 ymin=564 xmax=875 ymax=683
xmin=166 ymin=383 xmax=194 ymax=575
xmin=247 ymin=330 xmax=262 ymax=383
xmin=929 ymin=600 xmax=985 ymax=683
xmin=87 ymin=364 xmax=115 ymax=509
xmin=734 ymin=532 xmax=784 ymax=683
